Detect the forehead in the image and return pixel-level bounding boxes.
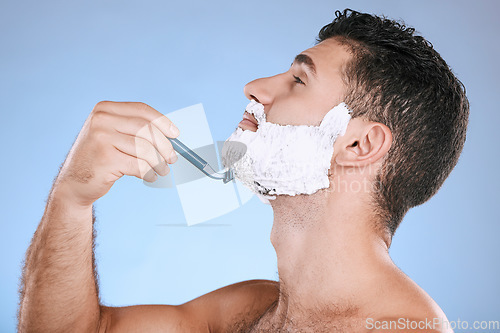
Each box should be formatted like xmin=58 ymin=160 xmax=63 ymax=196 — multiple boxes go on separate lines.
xmin=300 ymin=38 xmax=352 ymax=81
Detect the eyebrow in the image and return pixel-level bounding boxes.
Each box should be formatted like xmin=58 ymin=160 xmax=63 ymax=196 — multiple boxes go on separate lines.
xmin=291 ymin=53 xmax=317 ymax=78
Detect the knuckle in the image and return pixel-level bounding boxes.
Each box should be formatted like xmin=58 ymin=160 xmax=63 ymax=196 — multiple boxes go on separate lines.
xmin=92 ymin=110 xmax=107 ymax=121
xmin=93 ymin=100 xmax=111 ymax=111
xmin=136 ymin=102 xmax=150 ymax=113
xmin=89 ymin=111 xmax=109 ymax=132
xmin=134 ymin=118 xmax=152 ymax=136
xmin=138 ymin=117 xmax=151 ymax=128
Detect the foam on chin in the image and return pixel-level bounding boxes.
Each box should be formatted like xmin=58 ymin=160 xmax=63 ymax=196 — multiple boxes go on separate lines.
xmin=222 ymin=100 xmax=352 ymax=204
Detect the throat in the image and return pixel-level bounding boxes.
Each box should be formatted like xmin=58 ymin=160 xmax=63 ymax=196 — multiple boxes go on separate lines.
xmin=268 ymin=189 xmax=393 ymax=314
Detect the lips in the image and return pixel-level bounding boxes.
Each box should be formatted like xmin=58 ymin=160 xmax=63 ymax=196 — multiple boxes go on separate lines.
xmin=238 ymin=111 xmax=259 ymax=131
xmin=243 ymin=111 xmax=259 ymax=126
xmin=242 ymin=112 xmax=258 ymax=126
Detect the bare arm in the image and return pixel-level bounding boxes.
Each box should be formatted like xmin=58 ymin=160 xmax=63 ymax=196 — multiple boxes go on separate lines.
xmin=99 ymin=279 xmax=279 ymax=332
xmin=18 ymin=188 xmax=279 ymax=333
xmin=18 ymin=188 xmax=100 ymax=332
xmin=18 ymin=101 xmax=180 ymax=332
xmin=18 ymin=101 xmax=279 ymax=332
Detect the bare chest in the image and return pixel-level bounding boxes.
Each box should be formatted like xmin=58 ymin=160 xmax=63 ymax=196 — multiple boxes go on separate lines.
xmin=242 ymin=309 xmax=366 ymax=333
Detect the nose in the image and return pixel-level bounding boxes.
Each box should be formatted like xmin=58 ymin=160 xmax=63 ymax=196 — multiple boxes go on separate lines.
xmin=243 ymin=75 xmax=277 ymax=106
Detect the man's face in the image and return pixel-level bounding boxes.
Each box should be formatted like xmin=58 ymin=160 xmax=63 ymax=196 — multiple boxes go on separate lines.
xmin=240 ymin=38 xmax=351 ymax=131
xmin=222 ymin=38 xmax=354 ymax=203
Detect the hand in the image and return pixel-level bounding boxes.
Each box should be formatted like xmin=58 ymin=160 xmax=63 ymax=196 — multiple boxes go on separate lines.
xmin=54 ymin=101 xmax=179 ymax=207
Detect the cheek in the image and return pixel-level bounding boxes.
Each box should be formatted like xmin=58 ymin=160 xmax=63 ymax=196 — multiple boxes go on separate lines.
xmin=267 ymin=94 xmax=326 ymax=126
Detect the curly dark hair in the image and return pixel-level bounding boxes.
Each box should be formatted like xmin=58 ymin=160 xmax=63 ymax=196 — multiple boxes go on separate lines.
xmin=316 ymin=9 xmax=469 ymax=237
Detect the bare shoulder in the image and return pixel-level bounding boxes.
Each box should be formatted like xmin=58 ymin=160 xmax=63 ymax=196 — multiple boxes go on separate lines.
xmin=365 ymin=301 xmax=452 ymax=333
xmin=365 ymin=270 xmax=452 ymax=333
xmin=99 ymin=279 xmax=279 ymax=333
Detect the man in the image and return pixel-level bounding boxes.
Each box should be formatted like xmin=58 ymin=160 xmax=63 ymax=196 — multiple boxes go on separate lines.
xmin=18 ymin=9 xmax=468 ymax=333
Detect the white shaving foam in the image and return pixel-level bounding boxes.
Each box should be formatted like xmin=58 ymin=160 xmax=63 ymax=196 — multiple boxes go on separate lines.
xmin=222 ymin=100 xmax=352 ymax=204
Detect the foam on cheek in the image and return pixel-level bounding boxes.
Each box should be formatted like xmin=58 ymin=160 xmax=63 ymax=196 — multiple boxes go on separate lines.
xmin=222 ymin=100 xmax=352 ymax=204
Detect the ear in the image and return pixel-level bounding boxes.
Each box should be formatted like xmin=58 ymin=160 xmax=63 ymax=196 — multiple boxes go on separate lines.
xmin=334 ymin=118 xmax=392 ymax=167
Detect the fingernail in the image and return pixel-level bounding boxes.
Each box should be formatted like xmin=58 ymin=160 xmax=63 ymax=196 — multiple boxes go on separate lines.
xmin=170 ymin=123 xmax=180 ymax=137
xmin=169 ymin=150 xmax=178 ymax=163
xmin=145 ymin=169 xmax=157 ymax=183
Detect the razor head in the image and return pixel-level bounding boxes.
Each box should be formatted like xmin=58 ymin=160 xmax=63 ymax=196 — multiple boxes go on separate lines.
xmin=223 ymin=169 xmax=234 ymax=184
xmin=201 ymin=163 xmax=234 ymax=184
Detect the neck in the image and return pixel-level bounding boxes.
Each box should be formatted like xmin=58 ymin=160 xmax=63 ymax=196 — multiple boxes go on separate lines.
xmin=269 ymin=185 xmax=393 ymax=317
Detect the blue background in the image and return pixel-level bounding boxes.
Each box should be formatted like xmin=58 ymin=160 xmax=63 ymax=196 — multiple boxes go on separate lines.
xmin=1 ymin=0 xmax=499 ymax=331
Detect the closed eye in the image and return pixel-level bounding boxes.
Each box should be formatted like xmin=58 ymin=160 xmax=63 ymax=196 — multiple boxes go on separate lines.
xmin=293 ymin=75 xmax=305 ymax=85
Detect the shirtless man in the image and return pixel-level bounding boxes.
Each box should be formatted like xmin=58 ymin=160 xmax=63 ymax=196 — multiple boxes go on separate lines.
xmin=18 ymin=9 xmax=468 ymax=333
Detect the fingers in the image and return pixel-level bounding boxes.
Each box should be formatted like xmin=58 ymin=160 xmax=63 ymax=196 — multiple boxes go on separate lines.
xmin=100 ymin=112 xmax=178 ymax=164
xmin=138 ymin=121 xmax=178 ymax=164
xmin=112 ymin=132 xmax=171 ymax=178
xmin=114 ymin=150 xmax=159 ymax=183
xmin=90 ymin=101 xmax=181 ymax=183
xmin=93 ymin=101 xmax=180 ymax=139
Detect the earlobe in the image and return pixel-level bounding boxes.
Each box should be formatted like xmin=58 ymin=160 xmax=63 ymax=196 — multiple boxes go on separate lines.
xmin=334 ymin=121 xmax=392 ymax=167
